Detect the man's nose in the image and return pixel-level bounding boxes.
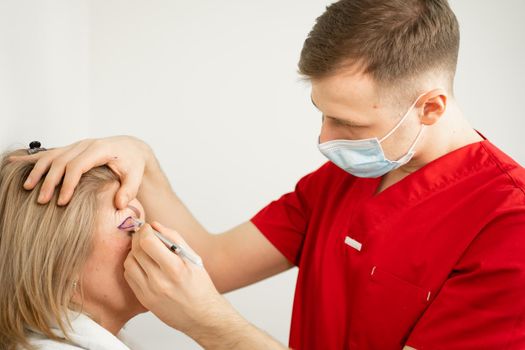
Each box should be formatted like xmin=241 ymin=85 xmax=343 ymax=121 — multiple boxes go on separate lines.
xmin=319 ymin=120 xmax=337 ymax=144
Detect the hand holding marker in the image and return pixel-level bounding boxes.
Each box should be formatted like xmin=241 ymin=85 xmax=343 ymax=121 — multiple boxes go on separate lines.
xmin=119 ymin=216 xmax=204 ymax=267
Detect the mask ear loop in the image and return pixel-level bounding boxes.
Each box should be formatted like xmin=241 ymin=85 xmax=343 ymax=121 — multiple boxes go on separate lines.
xmin=393 ymin=124 xmax=426 ymax=163
xmin=379 ymin=93 xmax=426 ymax=143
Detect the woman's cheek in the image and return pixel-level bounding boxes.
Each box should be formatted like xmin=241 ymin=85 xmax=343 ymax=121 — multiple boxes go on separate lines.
xmin=112 ymin=234 xmax=133 ymax=257
xmin=98 ymin=231 xmax=132 ymax=264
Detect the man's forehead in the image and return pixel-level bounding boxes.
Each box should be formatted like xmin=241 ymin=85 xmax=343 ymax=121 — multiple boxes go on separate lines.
xmin=310 ymin=72 xmax=380 ymax=123
xmin=311 ymin=71 xmax=378 ymax=107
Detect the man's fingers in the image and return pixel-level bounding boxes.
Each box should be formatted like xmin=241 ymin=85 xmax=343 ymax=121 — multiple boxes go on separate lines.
xmin=38 ymin=161 xmax=67 ymax=203
xmin=151 ymin=221 xmax=204 ymax=268
xmin=115 ymin=166 xmax=144 ymax=210
xmin=8 ymin=153 xmax=42 ymax=164
xmin=14 ymin=142 xmax=86 ymax=195
xmin=152 ymin=221 xmax=199 ymax=256
xmin=137 ymin=224 xmax=186 ymax=275
xmin=44 ymin=143 xmax=93 ymax=205
xmin=24 ymin=155 xmax=56 ymax=191
xmin=57 ymin=169 xmax=83 ymax=206
xmin=131 ymin=227 xmax=161 ymax=272
xmin=57 ymin=146 xmax=116 ymax=205
xmin=123 ymin=255 xmax=148 ymax=299
xmin=12 ymin=137 xmax=150 ymax=209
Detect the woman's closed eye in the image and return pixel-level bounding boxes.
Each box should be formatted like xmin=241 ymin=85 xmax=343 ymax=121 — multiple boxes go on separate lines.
xmin=116 ymin=207 xmax=140 ymax=232
xmin=114 ymin=204 xmax=144 ymax=235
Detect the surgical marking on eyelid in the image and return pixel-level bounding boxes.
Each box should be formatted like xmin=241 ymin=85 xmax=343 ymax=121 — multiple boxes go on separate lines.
xmin=118 ymin=216 xmax=137 ymax=230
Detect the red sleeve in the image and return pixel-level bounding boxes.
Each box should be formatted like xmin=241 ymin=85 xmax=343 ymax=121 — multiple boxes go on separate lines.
xmin=250 ymin=162 xmax=333 ymax=266
xmin=406 ymin=210 xmax=525 ymax=350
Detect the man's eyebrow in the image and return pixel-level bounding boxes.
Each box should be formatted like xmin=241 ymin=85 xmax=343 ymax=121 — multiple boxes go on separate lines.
xmin=310 ymin=96 xmax=360 ymax=126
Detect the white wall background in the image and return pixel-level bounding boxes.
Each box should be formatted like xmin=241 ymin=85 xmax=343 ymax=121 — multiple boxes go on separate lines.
xmin=1 ymin=1 xmax=524 ymax=348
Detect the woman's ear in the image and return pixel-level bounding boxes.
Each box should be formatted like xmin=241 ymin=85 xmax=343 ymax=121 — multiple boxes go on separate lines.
xmin=418 ymin=89 xmax=447 ymax=126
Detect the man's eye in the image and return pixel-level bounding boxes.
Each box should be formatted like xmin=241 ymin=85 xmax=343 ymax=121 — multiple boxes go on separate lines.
xmin=329 ymin=117 xmax=360 ymax=128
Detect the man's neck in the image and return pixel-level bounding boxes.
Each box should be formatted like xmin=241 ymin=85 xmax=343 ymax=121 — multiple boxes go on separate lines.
xmin=377 ymin=102 xmax=483 ymax=194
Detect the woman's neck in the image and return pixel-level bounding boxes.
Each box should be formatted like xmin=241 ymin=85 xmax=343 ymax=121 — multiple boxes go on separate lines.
xmin=73 ymin=302 xmax=133 ymax=335
xmin=96 ymin=312 xmax=129 ymax=335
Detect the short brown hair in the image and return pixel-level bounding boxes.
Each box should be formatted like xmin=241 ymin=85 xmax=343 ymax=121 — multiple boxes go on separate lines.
xmin=0 ymin=150 xmax=118 ymax=350
xmin=298 ymin=0 xmax=459 ymax=89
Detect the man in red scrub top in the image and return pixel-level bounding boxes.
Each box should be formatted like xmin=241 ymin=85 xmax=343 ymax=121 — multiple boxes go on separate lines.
xmin=12 ymin=0 xmax=525 ymax=349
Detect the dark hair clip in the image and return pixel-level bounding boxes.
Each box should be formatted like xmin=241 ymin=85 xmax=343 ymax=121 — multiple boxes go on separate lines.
xmin=27 ymin=141 xmax=47 ymax=155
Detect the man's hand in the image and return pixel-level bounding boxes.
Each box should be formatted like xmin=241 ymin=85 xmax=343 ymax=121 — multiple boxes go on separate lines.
xmin=8 ymin=136 xmax=154 ymax=208
xmin=124 ymin=221 xmax=289 ymax=350
xmin=124 ymin=221 xmax=226 ymax=333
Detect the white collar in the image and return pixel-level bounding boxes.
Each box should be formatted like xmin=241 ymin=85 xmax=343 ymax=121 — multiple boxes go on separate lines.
xmin=29 ymin=312 xmax=135 ymax=350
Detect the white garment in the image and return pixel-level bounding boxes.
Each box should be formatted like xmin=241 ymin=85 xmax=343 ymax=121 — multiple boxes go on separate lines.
xmin=26 ymin=312 xmax=140 ymax=350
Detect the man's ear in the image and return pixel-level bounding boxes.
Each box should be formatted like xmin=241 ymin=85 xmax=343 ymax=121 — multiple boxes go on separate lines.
xmin=417 ymin=89 xmax=447 ymax=126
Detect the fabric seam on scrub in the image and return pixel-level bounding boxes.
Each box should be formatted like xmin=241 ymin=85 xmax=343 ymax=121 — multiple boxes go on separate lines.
xmin=480 ymin=142 xmax=525 ymax=199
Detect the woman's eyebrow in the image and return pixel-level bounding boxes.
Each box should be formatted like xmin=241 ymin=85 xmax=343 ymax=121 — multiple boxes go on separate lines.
xmin=127 ymin=205 xmax=141 ymax=218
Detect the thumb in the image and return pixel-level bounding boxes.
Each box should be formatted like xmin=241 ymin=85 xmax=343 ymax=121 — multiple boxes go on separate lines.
xmin=151 ymin=221 xmax=199 ymax=257
xmin=115 ymin=170 xmax=142 ymax=209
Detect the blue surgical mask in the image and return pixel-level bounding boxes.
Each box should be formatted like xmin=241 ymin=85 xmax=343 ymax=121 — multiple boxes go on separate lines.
xmin=318 ymin=95 xmax=426 ymax=178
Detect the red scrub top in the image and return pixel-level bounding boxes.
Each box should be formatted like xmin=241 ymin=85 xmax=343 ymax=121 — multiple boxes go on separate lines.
xmin=251 ymin=140 xmax=525 ymax=350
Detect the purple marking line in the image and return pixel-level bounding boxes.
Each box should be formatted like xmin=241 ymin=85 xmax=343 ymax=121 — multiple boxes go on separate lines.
xmin=118 ymin=216 xmax=136 ymax=230
xmin=117 ymin=206 xmax=142 ymax=231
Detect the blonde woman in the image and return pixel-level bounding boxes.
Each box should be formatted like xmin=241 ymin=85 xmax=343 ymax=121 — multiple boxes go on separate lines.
xmin=0 ymin=149 xmax=147 ymax=350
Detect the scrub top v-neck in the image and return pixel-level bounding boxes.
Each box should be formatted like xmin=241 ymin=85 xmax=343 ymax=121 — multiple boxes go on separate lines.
xmin=251 ymin=139 xmax=525 ymax=349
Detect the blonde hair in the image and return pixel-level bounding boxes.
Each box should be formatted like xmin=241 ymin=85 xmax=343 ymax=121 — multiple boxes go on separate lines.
xmin=0 ymin=149 xmax=118 ymax=350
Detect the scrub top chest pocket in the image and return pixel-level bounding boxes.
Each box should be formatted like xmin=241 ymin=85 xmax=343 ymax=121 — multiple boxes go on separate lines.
xmin=349 ymin=265 xmax=432 ymax=349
